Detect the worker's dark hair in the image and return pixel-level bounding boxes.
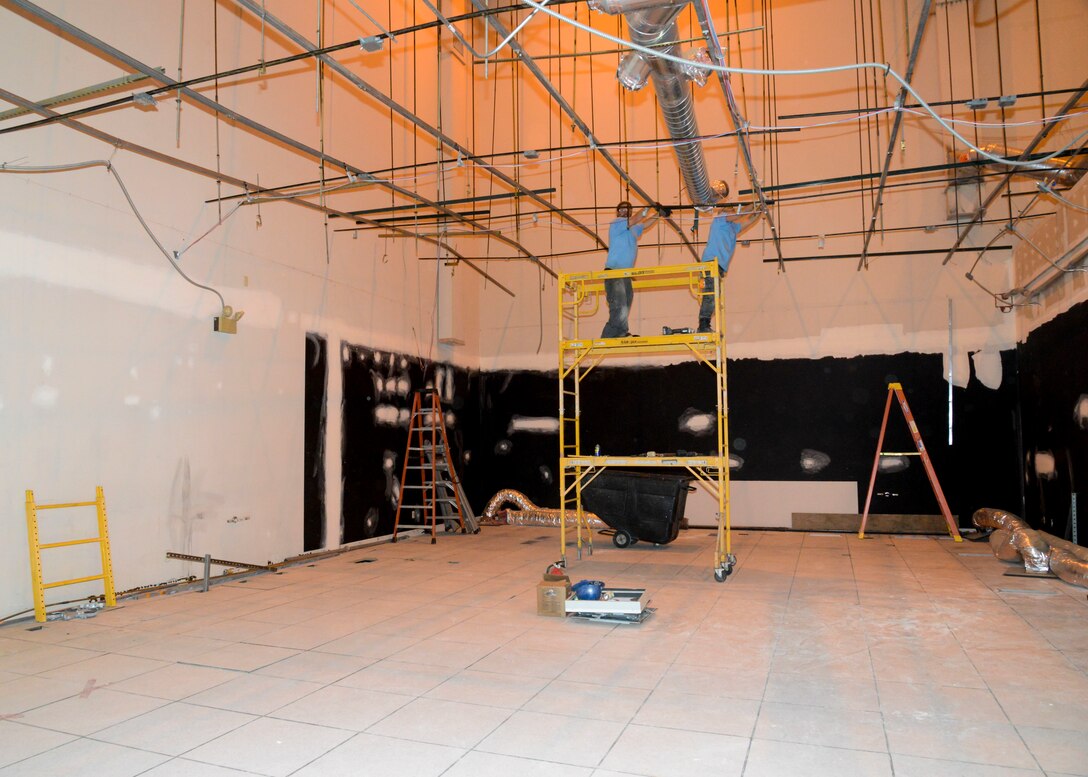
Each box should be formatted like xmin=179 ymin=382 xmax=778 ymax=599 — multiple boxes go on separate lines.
xmin=616 ymin=200 xmax=632 ymax=214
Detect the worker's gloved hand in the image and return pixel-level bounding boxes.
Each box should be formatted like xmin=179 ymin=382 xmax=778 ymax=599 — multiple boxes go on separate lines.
xmin=658 ymin=206 xmax=673 ymax=218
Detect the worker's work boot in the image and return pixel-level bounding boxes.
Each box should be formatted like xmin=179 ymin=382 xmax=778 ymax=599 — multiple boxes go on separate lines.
xmin=697 ymin=318 xmax=712 ymax=334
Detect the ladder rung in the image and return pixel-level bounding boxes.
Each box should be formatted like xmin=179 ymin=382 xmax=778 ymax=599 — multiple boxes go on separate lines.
xmin=34 ymin=500 xmax=98 ymax=510
xmin=39 ymin=537 xmax=103 ymax=550
xmin=44 ymin=573 xmax=105 ymax=589
xmin=880 ymin=451 xmax=921 ymax=456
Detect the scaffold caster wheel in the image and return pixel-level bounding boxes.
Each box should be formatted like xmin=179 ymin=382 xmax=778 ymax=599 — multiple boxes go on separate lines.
xmin=714 ymin=564 xmax=733 ymax=583
xmin=613 ymin=530 xmax=635 ymax=549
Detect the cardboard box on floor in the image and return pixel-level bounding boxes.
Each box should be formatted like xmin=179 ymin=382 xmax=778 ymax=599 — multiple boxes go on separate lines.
xmin=537 ymin=572 xmax=570 ymax=617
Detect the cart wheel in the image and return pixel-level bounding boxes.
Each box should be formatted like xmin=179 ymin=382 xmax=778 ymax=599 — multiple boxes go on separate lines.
xmin=613 ymin=530 xmax=634 ymax=549
xmin=714 ymin=563 xmax=733 ymax=583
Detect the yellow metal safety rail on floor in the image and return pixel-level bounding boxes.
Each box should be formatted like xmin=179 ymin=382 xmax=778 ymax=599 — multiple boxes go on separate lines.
xmin=25 ymin=486 xmax=117 ymax=622
xmin=558 ymin=262 xmax=737 ymax=582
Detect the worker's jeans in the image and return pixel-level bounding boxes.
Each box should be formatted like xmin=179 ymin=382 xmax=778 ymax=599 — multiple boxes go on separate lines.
xmin=698 ymin=265 xmax=723 ymax=324
xmin=601 ymin=276 xmax=633 ymax=338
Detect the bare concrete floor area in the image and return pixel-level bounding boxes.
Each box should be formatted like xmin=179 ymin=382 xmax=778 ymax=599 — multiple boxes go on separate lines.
xmin=1 ymin=527 xmax=1087 ymax=776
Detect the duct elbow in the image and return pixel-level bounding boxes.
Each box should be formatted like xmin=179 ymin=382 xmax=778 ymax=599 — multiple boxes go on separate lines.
xmin=617 ymin=52 xmax=652 ymax=91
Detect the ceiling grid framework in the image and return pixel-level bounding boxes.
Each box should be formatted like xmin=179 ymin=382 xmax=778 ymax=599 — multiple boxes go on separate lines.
xmin=1 ymin=0 xmax=1086 ymax=349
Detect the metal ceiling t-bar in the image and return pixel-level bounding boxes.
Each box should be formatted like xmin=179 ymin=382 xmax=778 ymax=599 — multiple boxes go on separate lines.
xmin=5 ymin=0 xmax=552 ymax=278
xmin=229 ymin=0 xmax=602 ymax=257
xmin=940 ymin=78 xmax=1088 ymax=266
xmin=473 ymin=0 xmax=701 ymax=261
xmin=857 ymin=0 xmax=932 ymax=271
xmin=691 ymin=0 xmax=784 ymax=271
xmin=0 ymin=86 xmax=515 ymax=296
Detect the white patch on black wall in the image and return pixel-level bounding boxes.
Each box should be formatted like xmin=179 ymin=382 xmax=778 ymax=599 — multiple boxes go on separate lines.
xmin=1074 ymin=394 xmax=1088 ymax=430
xmin=539 ymin=465 xmax=554 ymax=485
xmin=374 ymin=405 xmax=399 ymax=426
xmin=878 ymin=455 xmax=909 ymax=473
xmin=1033 ymin=450 xmax=1057 ymax=480
xmin=800 ymin=449 xmax=830 ymax=474
xmin=382 ymin=451 xmax=397 ymax=502
xmin=507 ymin=416 xmax=560 ymax=435
xmin=495 ymin=439 xmax=513 ymax=455
xmin=729 ymin=453 xmax=744 ymax=470
xmin=679 ymin=408 xmax=715 ymax=436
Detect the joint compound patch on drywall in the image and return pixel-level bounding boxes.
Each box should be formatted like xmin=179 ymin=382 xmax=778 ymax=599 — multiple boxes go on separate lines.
xmin=729 ymin=453 xmax=744 ymax=470
xmin=32 ymin=385 xmax=59 ymax=407
xmin=507 ymin=416 xmax=560 ymax=435
xmin=495 ymin=439 xmax=513 ymax=455
xmin=374 ymin=405 xmax=399 ymax=426
xmin=1034 ymin=450 xmax=1057 ymax=480
xmin=382 ymin=450 xmax=397 ymax=504
xmin=971 ymin=349 xmax=1003 ymax=389
xmin=679 ymin=408 xmax=715 ymax=436
xmin=1074 ymin=394 xmax=1088 ymax=430
xmin=878 ymin=455 xmax=909 ymax=473
xmin=800 ymin=449 xmax=830 ymax=474
xmin=943 ymin=350 xmax=971 ymax=389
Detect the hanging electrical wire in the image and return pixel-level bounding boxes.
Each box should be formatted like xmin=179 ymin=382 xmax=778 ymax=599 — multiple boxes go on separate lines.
xmin=418 ymin=0 xmax=548 ymax=60
xmin=0 ymin=160 xmax=229 ymax=312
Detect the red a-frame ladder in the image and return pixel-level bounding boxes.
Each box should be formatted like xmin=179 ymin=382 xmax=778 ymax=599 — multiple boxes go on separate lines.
xmin=858 ymin=382 xmax=962 ymax=541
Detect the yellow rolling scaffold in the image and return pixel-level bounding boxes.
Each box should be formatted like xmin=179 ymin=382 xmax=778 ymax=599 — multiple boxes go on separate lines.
xmin=557 ymin=262 xmax=736 ymax=582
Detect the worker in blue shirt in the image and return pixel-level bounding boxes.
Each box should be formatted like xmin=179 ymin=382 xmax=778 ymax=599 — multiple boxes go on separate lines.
xmin=601 ymin=200 xmax=662 ymax=338
xmin=697 ymin=182 xmax=762 ymax=333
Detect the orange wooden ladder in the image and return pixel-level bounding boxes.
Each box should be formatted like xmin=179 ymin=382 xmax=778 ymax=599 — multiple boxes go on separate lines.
xmin=858 ymin=382 xmax=962 ymax=541
xmin=392 ymin=389 xmax=467 ymax=544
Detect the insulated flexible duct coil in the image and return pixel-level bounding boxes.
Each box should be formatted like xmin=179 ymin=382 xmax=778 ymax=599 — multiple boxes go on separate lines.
xmin=482 ymin=489 xmax=607 ymax=530
xmin=972 ymin=507 xmax=1088 ymax=587
xmin=988 ymin=529 xmax=1021 ymax=562
xmin=1047 ymin=536 xmax=1088 ymax=588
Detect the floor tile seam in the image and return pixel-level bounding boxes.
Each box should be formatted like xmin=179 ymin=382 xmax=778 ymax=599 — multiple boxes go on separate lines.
xmin=884 ymin=742 xmax=1052 ymax=773
xmin=750 ymin=731 xmax=889 ymax=754
xmin=945 ymin=608 xmax=1047 ymax=748
xmin=84 ymin=708 xmax=260 ymax=760
xmin=433 ymin=748 xmax=602 ymax=777
xmin=361 ymin=704 xmax=516 ymax=750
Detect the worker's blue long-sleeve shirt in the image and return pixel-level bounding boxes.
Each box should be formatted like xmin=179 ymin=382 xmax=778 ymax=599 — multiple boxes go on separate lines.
xmin=605 ymin=218 xmax=645 ymax=269
xmin=702 ymin=214 xmax=743 ymax=273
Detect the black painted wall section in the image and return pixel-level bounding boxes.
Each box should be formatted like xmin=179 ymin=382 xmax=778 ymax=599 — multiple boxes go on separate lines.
xmin=340 ymin=346 xmax=472 ymax=543
xmin=337 ymin=343 xmax=1023 ymax=532
xmin=1018 ymin=299 xmax=1088 ymax=543
xmin=303 ymin=333 xmax=327 ymax=551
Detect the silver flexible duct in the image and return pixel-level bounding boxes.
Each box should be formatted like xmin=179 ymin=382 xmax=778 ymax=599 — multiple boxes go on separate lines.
xmin=482 ymin=489 xmax=607 ymax=529
xmin=1046 ymin=536 xmax=1088 ymax=588
xmin=972 ymin=507 xmax=1088 ymax=586
xmin=988 ymin=529 xmax=1020 ymax=562
xmin=591 ymin=0 xmax=717 ymax=206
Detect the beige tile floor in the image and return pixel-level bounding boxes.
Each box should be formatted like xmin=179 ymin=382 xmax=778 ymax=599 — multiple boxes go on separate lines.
xmin=1 ymin=527 xmax=1087 ymax=777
